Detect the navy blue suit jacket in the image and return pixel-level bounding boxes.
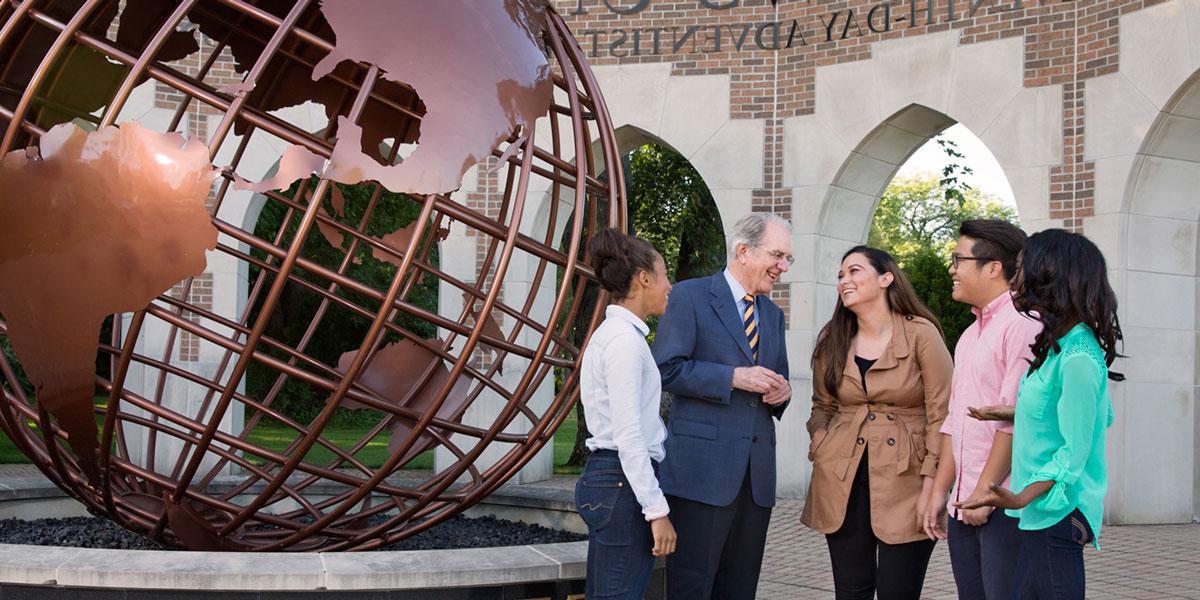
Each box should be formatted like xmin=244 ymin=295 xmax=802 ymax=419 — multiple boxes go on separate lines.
xmin=652 ymin=271 xmax=789 ymax=508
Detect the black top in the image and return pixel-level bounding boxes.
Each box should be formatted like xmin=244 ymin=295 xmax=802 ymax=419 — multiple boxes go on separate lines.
xmin=854 ymin=355 xmax=877 ymax=393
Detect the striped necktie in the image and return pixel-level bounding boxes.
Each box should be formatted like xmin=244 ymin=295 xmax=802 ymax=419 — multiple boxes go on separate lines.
xmin=742 ymin=293 xmax=758 ymax=362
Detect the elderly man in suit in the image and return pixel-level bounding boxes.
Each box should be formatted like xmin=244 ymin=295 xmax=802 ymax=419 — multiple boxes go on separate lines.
xmin=652 ymin=213 xmax=793 ymax=599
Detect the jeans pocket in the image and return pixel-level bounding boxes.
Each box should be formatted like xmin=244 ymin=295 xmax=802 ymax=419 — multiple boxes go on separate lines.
xmin=575 ymin=469 xmax=624 ymax=532
xmin=1068 ymin=511 xmax=1094 ymax=546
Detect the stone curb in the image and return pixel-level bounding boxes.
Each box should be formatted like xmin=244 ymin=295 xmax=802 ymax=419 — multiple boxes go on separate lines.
xmin=0 ymin=473 xmax=578 ymax=511
xmin=0 ymin=540 xmax=589 ymax=590
xmin=0 ymin=473 xmax=588 ymax=591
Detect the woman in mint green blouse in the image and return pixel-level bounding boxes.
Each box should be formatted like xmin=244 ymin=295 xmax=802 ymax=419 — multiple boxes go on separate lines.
xmin=958 ymin=229 xmax=1121 ymax=600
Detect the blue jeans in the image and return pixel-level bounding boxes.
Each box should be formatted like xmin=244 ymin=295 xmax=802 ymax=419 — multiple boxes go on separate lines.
xmin=947 ymin=508 xmax=1021 ymax=600
xmin=575 ymin=450 xmax=655 ymax=599
xmin=1011 ymin=509 xmax=1094 ymax=600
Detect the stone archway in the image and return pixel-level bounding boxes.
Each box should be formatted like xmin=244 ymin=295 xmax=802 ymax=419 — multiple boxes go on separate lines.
xmin=779 ymin=29 xmax=1060 ymax=498
xmin=1080 ymin=0 xmax=1200 ymax=525
xmin=1103 ymin=70 xmax=1200 ymax=524
xmin=435 ymin=112 xmax=734 ymax=484
xmin=790 ymin=31 xmax=1057 ymax=332
xmin=516 ymin=122 xmax=728 ymax=475
xmin=531 ymin=63 xmax=763 ymax=239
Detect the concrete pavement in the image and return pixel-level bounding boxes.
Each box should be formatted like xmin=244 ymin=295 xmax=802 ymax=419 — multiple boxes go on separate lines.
xmin=758 ymin=497 xmax=1200 ymax=599
xmin=1 ymin=464 xmax=1197 ymax=598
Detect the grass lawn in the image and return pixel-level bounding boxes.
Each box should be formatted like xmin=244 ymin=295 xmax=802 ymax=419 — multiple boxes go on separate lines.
xmin=0 ymin=426 xmax=31 ymax=463
xmin=242 ymin=421 xmax=434 ymax=470
xmin=0 ymin=420 xmax=431 ymax=469
xmin=0 ymin=410 xmax=585 ymax=474
xmin=553 ymin=412 xmax=582 ymax=475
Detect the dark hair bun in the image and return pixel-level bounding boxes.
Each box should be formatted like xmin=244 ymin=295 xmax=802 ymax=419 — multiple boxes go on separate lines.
xmin=586 ymin=228 xmax=659 ymax=300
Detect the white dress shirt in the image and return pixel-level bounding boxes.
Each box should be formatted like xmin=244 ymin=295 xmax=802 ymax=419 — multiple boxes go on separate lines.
xmin=724 ymin=268 xmax=758 ymax=331
xmin=580 ymin=304 xmax=670 ymax=520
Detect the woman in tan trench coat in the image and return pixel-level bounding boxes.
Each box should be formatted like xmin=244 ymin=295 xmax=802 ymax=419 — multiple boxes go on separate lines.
xmin=802 ymin=246 xmax=953 ymax=600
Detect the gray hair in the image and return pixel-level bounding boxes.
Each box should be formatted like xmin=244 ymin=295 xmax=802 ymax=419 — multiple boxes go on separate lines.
xmin=728 ymin=213 xmax=792 ymax=260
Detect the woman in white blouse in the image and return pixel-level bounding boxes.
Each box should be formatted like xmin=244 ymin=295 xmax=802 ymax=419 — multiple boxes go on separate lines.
xmin=576 ymin=228 xmax=677 ymax=599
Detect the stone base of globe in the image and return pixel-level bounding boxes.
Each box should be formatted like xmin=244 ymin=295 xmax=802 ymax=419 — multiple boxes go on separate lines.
xmin=0 ymin=473 xmax=671 ymax=599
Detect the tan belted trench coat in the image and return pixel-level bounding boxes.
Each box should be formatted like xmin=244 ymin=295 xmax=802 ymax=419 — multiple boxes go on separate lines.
xmin=801 ymin=313 xmax=953 ymax=544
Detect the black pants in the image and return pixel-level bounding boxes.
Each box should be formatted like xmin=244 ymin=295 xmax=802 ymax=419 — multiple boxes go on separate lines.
xmin=665 ymin=469 xmax=772 ymax=600
xmin=825 ymin=452 xmax=936 ymax=600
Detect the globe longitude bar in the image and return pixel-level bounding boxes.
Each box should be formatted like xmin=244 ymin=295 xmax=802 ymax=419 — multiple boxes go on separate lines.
xmin=0 ymin=0 xmax=618 ymax=550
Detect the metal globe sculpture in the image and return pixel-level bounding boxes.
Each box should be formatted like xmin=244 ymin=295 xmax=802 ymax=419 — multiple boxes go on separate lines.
xmin=0 ymin=0 xmax=622 ymax=551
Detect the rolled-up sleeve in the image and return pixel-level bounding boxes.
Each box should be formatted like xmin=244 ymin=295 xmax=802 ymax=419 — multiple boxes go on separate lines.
xmin=1025 ymin=352 xmax=1104 ymax=512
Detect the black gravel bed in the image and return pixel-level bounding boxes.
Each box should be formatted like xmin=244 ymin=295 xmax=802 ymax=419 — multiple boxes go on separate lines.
xmin=0 ymin=515 xmax=584 ymax=551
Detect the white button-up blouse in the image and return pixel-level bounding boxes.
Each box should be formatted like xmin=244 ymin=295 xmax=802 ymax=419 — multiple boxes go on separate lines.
xmin=579 ymin=304 xmax=670 ymax=520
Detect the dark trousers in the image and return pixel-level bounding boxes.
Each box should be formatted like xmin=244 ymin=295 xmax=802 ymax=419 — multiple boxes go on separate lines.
xmin=825 ymin=453 xmax=936 ymax=600
xmin=1011 ymin=509 xmax=1094 ymax=600
xmin=576 ymin=450 xmax=656 ymax=600
xmin=947 ymin=507 xmax=1021 ymax=600
xmin=665 ymin=469 xmax=771 ymax=600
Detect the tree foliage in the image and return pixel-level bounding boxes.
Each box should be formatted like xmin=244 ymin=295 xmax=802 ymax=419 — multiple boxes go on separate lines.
xmin=0 ymin=335 xmax=32 ymax=396
xmin=868 ymin=173 xmax=1017 ymax=261
xmin=247 ymin=178 xmax=439 ymax=424
xmin=625 ymin=145 xmax=726 ymax=283
xmin=868 ymin=137 xmax=1019 ymax=349
xmin=901 ymin=250 xmax=976 ymax=351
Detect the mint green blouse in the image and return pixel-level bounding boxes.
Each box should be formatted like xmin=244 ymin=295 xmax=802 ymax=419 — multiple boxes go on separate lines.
xmin=1007 ymin=323 xmax=1113 ymax=547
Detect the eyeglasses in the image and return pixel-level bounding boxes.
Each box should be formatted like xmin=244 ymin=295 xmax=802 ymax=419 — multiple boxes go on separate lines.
xmin=753 ymin=245 xmax=795 ymax=266
xmin=951 ymin=253 xmax=994 ymax=269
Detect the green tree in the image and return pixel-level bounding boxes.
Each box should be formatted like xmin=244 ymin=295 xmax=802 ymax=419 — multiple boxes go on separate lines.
xmin=0 ymin=334 xmax=31 ymax=396
xmin=867 ymin=140 xmax=1018 ymax=349
xmin=868 ymin=173 xmax=1016 ymax=261
xmin=625 ymin=145 xmax=726 ymax=283
xmin=902 ymin=249 xmax=976 ymax=350
xmin=247 ymin=178 xmax=439 ymax=424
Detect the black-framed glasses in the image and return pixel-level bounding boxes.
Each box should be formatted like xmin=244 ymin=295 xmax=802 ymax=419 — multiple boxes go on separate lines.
xmin=753 ymin=245 xmax=795 ymax=266
xmin=951 ymin=253 xmax=994 ymax=269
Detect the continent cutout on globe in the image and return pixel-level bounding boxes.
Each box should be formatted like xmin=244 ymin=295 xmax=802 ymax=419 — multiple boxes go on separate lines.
xmin=183 ymin=0 xmax=426 ymax=166
xmin=233 ymin=144 xmax=326 ymax=194
xmin=0 ymin=123 xmax=218 ymax=480
xmin=313 ymin=0 xmax=554 ymax=195
xmin=334 ymin=340 xmax=469 ymax=464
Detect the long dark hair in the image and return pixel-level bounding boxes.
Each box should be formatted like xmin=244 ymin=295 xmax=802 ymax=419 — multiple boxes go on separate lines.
xmin=586 ymin=228 xmax=659 ymax=300
xmin=812 ymin=246 xmax=944 ymax=398
xmin=1013 ymin=229 xmax=1123 ymax=378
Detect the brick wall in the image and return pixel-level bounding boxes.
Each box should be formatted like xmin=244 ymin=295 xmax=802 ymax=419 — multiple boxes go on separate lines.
xmin=464 ymin=156 xmax=508 ymax=372
xmin=153 ymin=40 xmax=243 ymax=116
xmin=167 ymin=274 xmax=211 ymax=362
xmin=125 ymin=1 xmax=1178 ymax=341
xmin=147 ymin=31 xmax=241 ymax=362
xmin=515 ymin=0 xmax=1176 ymax=324
xmin=551 ymin=0 xmax=1156 ymax=230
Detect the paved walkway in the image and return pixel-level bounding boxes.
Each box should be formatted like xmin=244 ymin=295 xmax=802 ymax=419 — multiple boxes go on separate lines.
xmin=531 ymin=470 xmax=1200 ymax=598
xmin=758 ymin=498 xmax=1200 ymax=599
xmin=2 ymin=464 xmax=1197 ymax=598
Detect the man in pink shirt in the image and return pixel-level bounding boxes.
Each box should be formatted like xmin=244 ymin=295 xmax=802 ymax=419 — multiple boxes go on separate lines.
xmin=921 ymin=220 xmax=1041 ymax=600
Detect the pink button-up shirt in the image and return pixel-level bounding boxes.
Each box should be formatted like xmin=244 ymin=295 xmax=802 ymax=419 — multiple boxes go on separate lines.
xmin=941 ymin=292 xmax=1041 ymax=518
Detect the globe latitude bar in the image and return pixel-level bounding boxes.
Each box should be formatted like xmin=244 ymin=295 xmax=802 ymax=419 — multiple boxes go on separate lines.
xmin=0 ymin=0 xmax=624 ymax=552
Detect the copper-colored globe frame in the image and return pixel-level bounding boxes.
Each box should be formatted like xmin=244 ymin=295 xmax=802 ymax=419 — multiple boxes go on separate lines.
xmin=0 ymin=0 xmax=623 ymax=551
